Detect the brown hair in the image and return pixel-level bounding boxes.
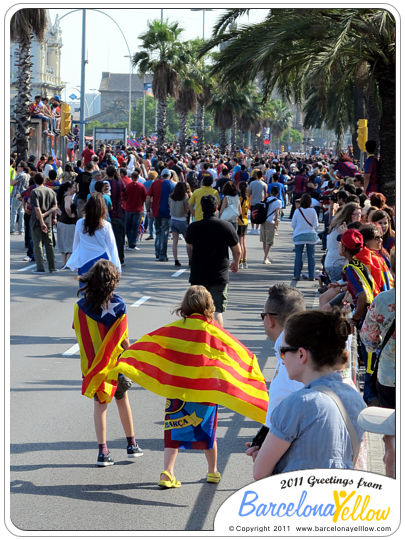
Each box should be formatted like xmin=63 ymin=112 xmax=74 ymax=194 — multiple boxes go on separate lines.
xmin=300 ymin=193 xmax=312 ymax=209
xmin=174 ymin=286 xmax=215 ymax=321
xmin=284 ymin=309 xmax=351 ymax=369
xmin=78 ymin=259 xmax=120 ymax=312
xmin=370 ymin=209 xmax=394 ymax=241
xmin=83 ymin=193 xmax=107 ymax=235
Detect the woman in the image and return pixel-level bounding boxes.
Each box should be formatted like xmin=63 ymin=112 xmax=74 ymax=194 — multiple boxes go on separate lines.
xmin=168 ymin=182 xmax=189 ymax=267
xmin=370 ymin=209 xmax=395 ymax=253
xmin=61 ymin=163 xmax=78 ymax=184
xmin=74 ymin=259 xmax=142 ymax=466
xmin=291 ymin=193 xmax=319 ymax=280
xmin=219 ymin=181 xmax=242 ymax=231
xmin=324 ymin=202 xmax=362 ymax=282
xmin=362 ymin=205 xmax=378 ymax=224
xmin=66 ymin=192 xmax=121 ymax=275
xmin=247 ymin=309 xmax=366 ymax=479
xmin=56 ymin=180 xmax=78 ymax=267
xmin=358 ymin=224 xmax=393 ymax=291
xmin=237 ymin=181 xmax=249 ymax=268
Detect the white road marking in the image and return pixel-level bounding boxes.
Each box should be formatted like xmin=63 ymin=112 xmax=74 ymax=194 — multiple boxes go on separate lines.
xmin=131 ymin=296 xmax=151 ymax=307
xmin=171 ymin=269 xmax=186 ymax=278
xmin=17 ymin=264 xmax=36 ymax=272
xmin=62 ymin=343 xmax=80 ymax=356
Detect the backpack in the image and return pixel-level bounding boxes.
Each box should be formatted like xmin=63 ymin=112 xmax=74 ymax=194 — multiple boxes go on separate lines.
xmin=251 ymin=198 xmax=277 ymax=224
xmin=186 ymin=171 xmax=198 ymax=190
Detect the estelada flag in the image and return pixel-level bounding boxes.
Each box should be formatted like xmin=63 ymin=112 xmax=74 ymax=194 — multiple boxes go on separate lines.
xmin=107 ymin=314 xmax=269 ymax=423
xmin=73 ymin=297 xmax=128 ymax=403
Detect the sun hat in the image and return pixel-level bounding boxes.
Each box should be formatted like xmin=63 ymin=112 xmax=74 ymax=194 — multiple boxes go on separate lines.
xmin=337 ymin=229 xmax=363 ymax=250
xmin=357 ymin=407 xmax=395 ymax=436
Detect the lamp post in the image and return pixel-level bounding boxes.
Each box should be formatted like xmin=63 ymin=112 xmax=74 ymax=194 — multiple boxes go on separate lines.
xmin=190 ymin=8 xmax=213 ymax=39
xmin=124 ymin=55 xmax=133 ymax=137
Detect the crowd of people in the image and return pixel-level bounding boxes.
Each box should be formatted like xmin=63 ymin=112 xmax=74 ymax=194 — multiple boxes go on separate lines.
xmin=10 ymin=137 xmax=396 ymax=483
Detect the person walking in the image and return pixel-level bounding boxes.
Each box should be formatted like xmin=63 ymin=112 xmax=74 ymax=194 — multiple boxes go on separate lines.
xmin=185 ymin=195 xmax=241 ymax=327
xmin=146 ymin=169 xmax=175 ymax=262
xmin=261 ymin=186 xmax=282 ymax=265
xmin=122 ymin=171 xmax=147 ymax=251
xmin=73 ymin=259 xmax=142 ymax=466
xmin=29 ymin=172 xmax=58 ymax=273
xmin=237 ymin=181 xmax=250 ymax=268
xmin=169 ymin=182 xmax=190 ymax=266
xmin=291 ymin=193 xmax=319 ymax=280
xmin=10 ymin=161 xmax=30 ymax=235
xmin=106 ymin=165 xmax=127 ymax=266
xmin=56 ymin=180 xmax=78 ymax=268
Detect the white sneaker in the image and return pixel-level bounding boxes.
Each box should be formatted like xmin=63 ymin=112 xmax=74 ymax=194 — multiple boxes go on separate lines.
xmin=263 ymin=258 xmax=271 ymax=265
xmin=243 ymin=262 xmax=248 ymax=269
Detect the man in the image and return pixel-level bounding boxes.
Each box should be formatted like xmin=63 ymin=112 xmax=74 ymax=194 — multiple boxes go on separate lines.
xmin=106 ymin=165 xmax=127 ymax=266
xmin=81 ymin=143 xmax=95 ymax=166
xmin=29 ymin=95 xmax=50 ymax=133
xmin=214 ymin=167 xmax=230 ymax=197
xmin=185 ymin=194 xmax=241 ymax=327
xmin=123 ymin=171 xmax=147 ymax=251
xmin=261 ymin=186 xmax=282 ymax=264
xmin=289 ymin=167 xmax=308 ymax=219
xmin=146 ymin=168 xmax=175 ymax=261
xmin=260 ymin=285 xmax=306 ymax=428
xmin=234 ymin=164 xmax=249 ymax=186
xmin=10 ymin=161 xmax=30 ymax=235
xmin=363 ymin=140 xmax=379 ymax=195
xmin=247 ymin=170 xmax=267 ymax=233
xmin=30 ymin=172 xmax=58 ymax=273
xmin=188 ymin=174 xmax=220 ymax=222
xmin=76 ymin=162 xmax=95 ymax=217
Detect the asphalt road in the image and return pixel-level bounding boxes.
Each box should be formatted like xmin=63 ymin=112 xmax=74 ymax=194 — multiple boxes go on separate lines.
xmin=9 ymin=215 xmax=323 ymax=534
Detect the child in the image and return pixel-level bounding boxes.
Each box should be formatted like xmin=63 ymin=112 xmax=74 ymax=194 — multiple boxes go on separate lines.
xmin=73 ymin=259 xmax=142 ymax=466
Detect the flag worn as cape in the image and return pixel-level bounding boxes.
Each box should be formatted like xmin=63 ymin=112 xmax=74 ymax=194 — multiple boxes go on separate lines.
xmin=107 ymin=314 xmax=269 ymax=423
xmin=73 ymin=300 xmax=128 ymax=403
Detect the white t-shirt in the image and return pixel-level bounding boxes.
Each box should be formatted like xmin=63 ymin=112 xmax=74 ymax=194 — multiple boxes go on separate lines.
xmin=265 ymin=331 xmax=304 ymax=428
xmin=265 ymin=197 xmax=282 ymax=223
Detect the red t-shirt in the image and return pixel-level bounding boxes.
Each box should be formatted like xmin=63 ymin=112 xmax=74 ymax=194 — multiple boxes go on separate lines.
xmin=81 ymin=147 xmax=95 ymax=165
xmin=123 ymin=182 xmax=147 ymax=213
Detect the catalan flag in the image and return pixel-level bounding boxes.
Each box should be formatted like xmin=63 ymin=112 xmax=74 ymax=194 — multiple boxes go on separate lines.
xmin=192 ymin=134 xmax=198 ymax=145
xmin=73 ymin=295 xmax=128 ymax=403
xmin=107 ymin=314 xmax=269 ymax=423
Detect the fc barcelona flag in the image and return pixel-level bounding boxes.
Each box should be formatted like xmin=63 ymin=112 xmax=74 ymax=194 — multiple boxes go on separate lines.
xmin=73 ymin=295 xmax=128 ymax=403
xmin=107 ymin=314 xmax=269 ymax=423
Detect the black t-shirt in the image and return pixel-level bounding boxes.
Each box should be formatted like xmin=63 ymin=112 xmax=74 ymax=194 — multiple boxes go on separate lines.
xmin=215 ymin=176 xmax=230 ymax=193
xmin=185 ymin=216 xmax=239 ymax=286
xmin=77 ymin=171 xmax=92 ymax=200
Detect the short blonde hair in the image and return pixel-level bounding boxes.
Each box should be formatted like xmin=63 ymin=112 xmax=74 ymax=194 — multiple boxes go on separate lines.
xmin=174 ymin=286 xmax=215 ymax=320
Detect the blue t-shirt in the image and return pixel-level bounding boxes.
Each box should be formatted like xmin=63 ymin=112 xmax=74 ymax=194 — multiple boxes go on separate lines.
xmin=267 ymin=181 xmax=285 ymax=203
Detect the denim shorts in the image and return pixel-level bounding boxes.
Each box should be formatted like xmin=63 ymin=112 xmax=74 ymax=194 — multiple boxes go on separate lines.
xmin=170 ymin=218 xmax=188 ymax=236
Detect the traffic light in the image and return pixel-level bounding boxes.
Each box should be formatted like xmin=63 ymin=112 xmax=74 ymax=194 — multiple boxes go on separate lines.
xmin=357 ymin=119 xmax=368 ymax=152
xmin=61 ymin=103 xmax=72 ymax=136
xmin=281 ymin=145 xmax=285 ymax=152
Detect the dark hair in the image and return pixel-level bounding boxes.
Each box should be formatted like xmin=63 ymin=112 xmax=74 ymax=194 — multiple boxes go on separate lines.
xmin=365 ymin=140 xmax=377 ymax=154
xmin=256 ymin=170 xmax=263 ymax=179
xmin=270 ymin=186 xmax=280 ymax=196
xmin=106 ymin=165 xmax=117 ymax=178
xmin=57 ymin=181 xmax=74 ymax=207
xmin=48 ymin=169 xmax=57 ymax=181
xmin=65 ymin=163 xmax=73 ymax=173
xmin=78 ymin=259 xmax=120 ymax=312
xmin=284 ymin=309 xmax=351 ymax=368
xmin=359 ymin=223 xmax=382 ymax=244
xmin=202 ymin=174 xmax=213 ymax=187
xmin=201 ymin=194 xmax=218 ymax=216
xmin=83 ymin=193 xmax=107 ymax=235
xmin=369 ymin=193 xmax=386 ymax=209
xmin=370 ymin=209 xmax=393 ymax=241
xmin=238 ymin=181 xmax=248 ymax=199
xmin=33 ymin=172 xmax=45 ymax=185
xmin=300 ymin=193 xmax=312 ymax=208
xmin=221 ymin=167 xmax=229 ymax=175
xmin=222 ymin=181 xmax=238 ymax=196
xmin=94 ymin=180 xmax=106 ymax=193
xmin=337 ymin=190 xmax=348 ymax=202
xmin=170 ymin=181 xmax=187 ymax=201
xmin=346 ymin=194 xmax=360 ymax=204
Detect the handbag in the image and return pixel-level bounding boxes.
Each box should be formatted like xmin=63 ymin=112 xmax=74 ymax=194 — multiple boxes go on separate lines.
xmin=369 ymin=319 xmax=395 ymax=398
xmin=220 ymin=197 xmax=239 ymax=222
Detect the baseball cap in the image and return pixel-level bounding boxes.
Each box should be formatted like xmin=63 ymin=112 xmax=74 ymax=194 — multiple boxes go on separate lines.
xmin=337 ymin=229 xmax=363 ymax=250
xmin=357 ymin=407 xmax=395 ymax=436
xmin=54 ymin=95 xmax=61 ymax=101
xmin=161 ymin=168 xmax=171 ymax=177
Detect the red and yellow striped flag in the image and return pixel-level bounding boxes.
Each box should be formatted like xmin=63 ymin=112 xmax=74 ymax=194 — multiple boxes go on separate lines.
xmin=73 ymin=304 xmax=128 ymax=403
xmin=107 ymin=314 xmax=268 ymax=423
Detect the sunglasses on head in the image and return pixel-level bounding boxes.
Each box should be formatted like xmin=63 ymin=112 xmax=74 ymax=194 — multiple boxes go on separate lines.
xmin=260 ymin=312 xmax=278 ymax=320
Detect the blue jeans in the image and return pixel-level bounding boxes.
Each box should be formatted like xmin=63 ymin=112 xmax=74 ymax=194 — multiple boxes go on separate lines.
xmin=10 ymin=197 xmax=24 ymax=233
xmin=125 ymin=211 xmax=143 ymax=248
xmin=154 ymin=217 xmax=170 ymax=259
xmin=320 ymin=211 xmax=330 ymax=250
xmin=144 ymin=213 xmax=155 ymax=238
xmin=294 ymin=243 xmax=315 ymax=279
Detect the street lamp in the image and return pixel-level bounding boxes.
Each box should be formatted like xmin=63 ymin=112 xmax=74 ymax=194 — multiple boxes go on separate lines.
xmin=190 ymin=8 xmax=213 ymax=40
xmin=124 ymin=55 xmax=133 ymax=137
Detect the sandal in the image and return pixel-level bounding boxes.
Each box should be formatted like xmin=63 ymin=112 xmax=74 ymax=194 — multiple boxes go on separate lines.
xmin=206 ymin=471 xmax=221 ymax=484
xmin=158 ymin=470 xmax=181 ymax=489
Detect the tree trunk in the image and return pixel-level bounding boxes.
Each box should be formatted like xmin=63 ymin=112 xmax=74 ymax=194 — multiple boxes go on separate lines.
xmin=220 ymin=129 xmax=226 ymax=154
xmin=196 ymin=103 xmax=205 ymax=152
xmin=377 ymin=73 xmax=395 ymax=206
xmin=157 ymin=98 xmax=167 ymax=154
xmin=231 ymin=117 xmax=237 ymax=152
xmin=366 ymin=82 xmax=380 ymax=145
xmin=14 ymin=38 xmax=33 ymax=162
xmin=179 ymin=111 xmax=187 ymax=156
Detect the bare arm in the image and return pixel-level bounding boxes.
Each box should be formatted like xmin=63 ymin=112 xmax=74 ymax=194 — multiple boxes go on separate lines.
xmin=230 ymin=243 xmax=241 ymax=273
xmin=248 ymin=432 xmax=292 ymax=481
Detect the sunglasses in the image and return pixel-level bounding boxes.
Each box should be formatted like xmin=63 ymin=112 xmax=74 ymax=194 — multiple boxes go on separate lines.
xmin=279 ymin=346 xmax=299 ymax=359
xmin=260 ymin=312 xmax=278 ymax=320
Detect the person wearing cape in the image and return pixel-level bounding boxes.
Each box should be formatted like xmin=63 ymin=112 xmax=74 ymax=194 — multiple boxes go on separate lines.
xmin=107 ymin=285 xmax=269 ymax=488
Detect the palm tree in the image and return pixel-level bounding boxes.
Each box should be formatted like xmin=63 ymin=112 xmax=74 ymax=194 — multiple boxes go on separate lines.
xmin=266 ymin=99 xmax=292 ymax=153
xmin=10 ymin=8 xmax=47 ymax=162
xmin=203 ymin=8 xmax=395 ymax=202
xmin=133 ymin=20 xmax=184 ymax=153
